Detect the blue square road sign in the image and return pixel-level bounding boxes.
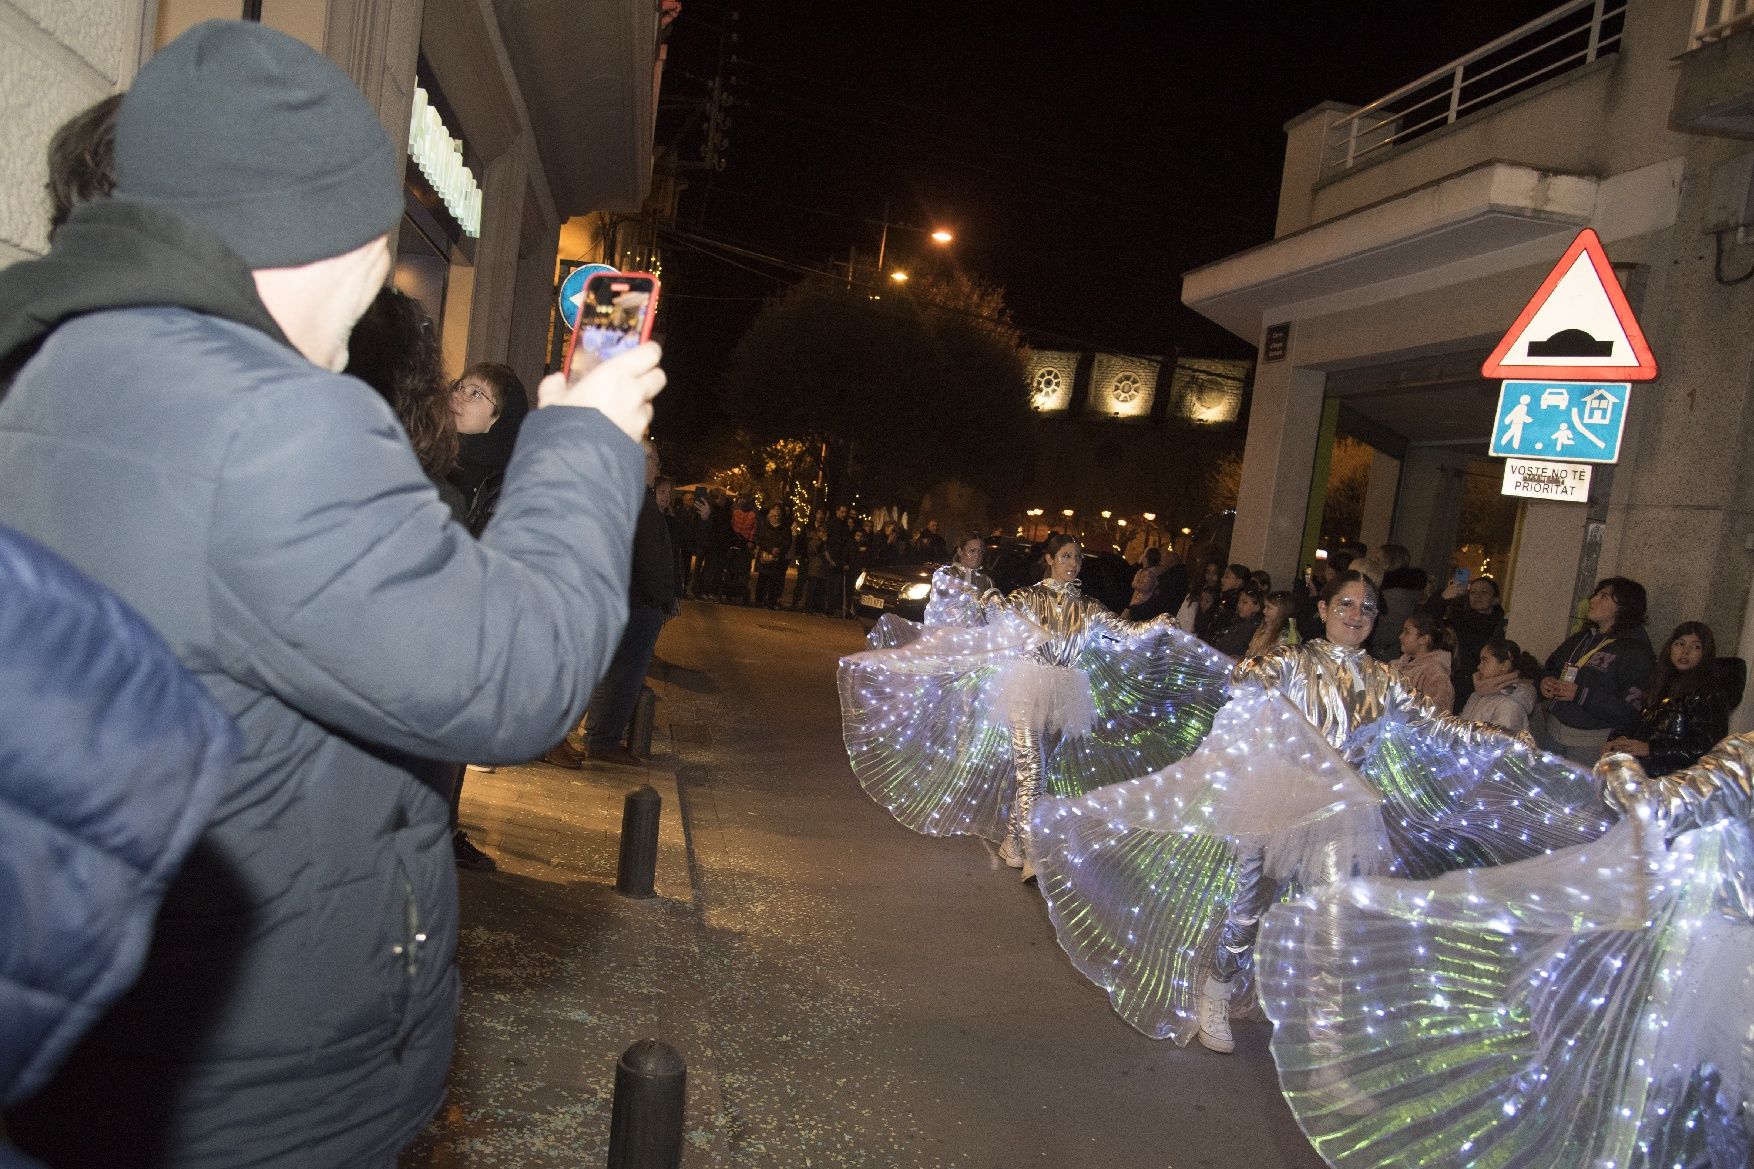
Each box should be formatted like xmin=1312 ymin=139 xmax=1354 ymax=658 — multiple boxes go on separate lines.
xmin=1489 ymin=380 xmax=1628 ymax=464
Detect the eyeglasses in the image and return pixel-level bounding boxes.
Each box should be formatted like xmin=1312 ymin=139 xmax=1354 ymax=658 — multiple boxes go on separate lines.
xmin=1332 ymin=597 xmax=1379 ymax=618
xmin=452 ymin=382 xmax=495 ymax=407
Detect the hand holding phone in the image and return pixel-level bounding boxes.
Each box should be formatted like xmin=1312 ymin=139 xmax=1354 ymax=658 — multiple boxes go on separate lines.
xmin=538 ymin=341 xmax=665 ymax=442
xmin=563 ymin=272 xmax=659 ymax=377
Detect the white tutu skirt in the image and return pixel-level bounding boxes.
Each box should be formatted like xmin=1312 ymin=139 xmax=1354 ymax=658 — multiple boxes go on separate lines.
xmin=993 ymin=658 xmax=1097 ymax=738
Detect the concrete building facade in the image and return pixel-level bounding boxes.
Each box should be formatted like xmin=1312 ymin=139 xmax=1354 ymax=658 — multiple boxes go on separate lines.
xmin=2 ymin=0 xmax=666 ymax=394
xmin=1184 ymin=0 xmax=1754 ymax=715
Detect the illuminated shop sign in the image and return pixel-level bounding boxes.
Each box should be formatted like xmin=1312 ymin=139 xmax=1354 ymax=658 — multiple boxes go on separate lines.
xmin=408 ymin=87 xmax=482 ymax=238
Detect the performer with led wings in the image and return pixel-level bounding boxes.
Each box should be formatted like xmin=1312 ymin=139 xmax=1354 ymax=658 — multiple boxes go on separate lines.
xmin=1031 ymin=570 xmax=1613 ymax=1052
xmin=1255 ymin=733 xmax=1754 ymax=1169
xmin=839 ymin=534 xmax=1233 ymax=881
xmin=865 ymin=531 xmax=1001 ymax=650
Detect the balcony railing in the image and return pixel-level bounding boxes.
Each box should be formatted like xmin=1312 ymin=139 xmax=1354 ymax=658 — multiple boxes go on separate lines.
xmin=1693 ymin=0 xmax=1754 ymax=45
xmin=1321 ymin=0 xmax=1627 ymax=181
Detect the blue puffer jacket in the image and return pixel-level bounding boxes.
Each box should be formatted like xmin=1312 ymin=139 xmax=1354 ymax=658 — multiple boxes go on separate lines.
xmin=0 ymin=526 xmax=239 ymax=1164
xmin=0 ymin=201 xmax=642 ymax=1167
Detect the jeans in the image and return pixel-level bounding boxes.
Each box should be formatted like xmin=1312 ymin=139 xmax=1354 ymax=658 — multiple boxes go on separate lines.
xmin=585 ymin=604 xmax=666 ymax=751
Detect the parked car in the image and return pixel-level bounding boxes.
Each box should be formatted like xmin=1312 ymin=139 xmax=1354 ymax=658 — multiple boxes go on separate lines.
xmin=852 ymin=561 xmax=939 ymax=623
xmin=853 ymin=537 xmax=1134 ymax=626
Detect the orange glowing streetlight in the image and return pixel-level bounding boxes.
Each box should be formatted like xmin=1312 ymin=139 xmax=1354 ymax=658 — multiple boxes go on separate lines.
xmin=930 ymin=229 xmax=954 ymax=244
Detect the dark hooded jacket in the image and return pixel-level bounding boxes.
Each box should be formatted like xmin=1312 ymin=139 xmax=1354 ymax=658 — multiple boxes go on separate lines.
xmin=0 ymin=201 xmax=644 ymax=1168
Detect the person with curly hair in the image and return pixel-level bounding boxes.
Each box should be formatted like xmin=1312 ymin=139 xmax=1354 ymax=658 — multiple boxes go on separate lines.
xmin=345 ymin=288 xmax=464 ymax=519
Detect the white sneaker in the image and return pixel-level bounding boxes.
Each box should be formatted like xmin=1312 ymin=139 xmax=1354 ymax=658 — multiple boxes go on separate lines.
xmin=1020 ymin=853 xmax=1036 ymax=884
xmin=997 ymin=836 xmax=1024 ymax=869
xmin=1198 ymin=977 xmax=1235 ymax=1053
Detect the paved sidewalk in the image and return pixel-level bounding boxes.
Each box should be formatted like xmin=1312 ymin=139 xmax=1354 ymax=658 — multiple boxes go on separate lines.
xmin=401 ymin=662 xmax=718 ymax=1166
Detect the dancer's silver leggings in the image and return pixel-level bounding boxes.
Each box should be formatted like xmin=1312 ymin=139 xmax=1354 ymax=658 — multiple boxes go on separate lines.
xmin=1212 ymin=845 xmax=1348 ymax=1043
xmin=1213 ymin=844 xmax=1280 ymax=983
xmin=1007 ymin=719 xmax=1044 ymax=846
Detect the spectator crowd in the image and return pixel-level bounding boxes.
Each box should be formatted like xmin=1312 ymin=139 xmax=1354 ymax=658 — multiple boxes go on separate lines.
xmin=1159 ymin=536 xmax=1739 ymax=782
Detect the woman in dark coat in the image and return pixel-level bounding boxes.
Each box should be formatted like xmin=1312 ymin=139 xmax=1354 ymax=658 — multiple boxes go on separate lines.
xmin=1538 ymin=576 xmax=1656 ymax=765
xmin=1604 ymin=621 xmax=1731 ymax=777
xmin=754 ymin=504 xmax=793 ymax=609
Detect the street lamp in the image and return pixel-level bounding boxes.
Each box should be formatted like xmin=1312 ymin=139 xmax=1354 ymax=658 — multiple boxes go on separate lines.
xmin=873 ymin=202 xmax=958 ymax=278
xmin=890 ymin=270 xmax=909 ymax=283
xmin=1142 ymin=512 xmax=1156 ymax=522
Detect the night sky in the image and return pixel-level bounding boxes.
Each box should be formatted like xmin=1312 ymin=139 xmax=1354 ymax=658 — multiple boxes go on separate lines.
xmin=651 ymin=1 xmax=1559 ymax=445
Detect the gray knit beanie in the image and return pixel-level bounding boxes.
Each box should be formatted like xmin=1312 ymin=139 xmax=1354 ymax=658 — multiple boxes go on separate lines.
xmin=115 ymin=20 xmax=401 ymax=268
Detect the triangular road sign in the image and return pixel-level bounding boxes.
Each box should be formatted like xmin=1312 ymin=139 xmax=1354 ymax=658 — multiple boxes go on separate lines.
xmin=1481 ymin=228 xmax=1657 ymax=381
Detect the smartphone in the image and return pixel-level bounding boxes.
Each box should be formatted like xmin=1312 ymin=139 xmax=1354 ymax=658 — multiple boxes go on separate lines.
xmin=562 ymin=272 xmax=659 ymax=376
xmin=1452 ymin=568 xmax=1469 ymax=587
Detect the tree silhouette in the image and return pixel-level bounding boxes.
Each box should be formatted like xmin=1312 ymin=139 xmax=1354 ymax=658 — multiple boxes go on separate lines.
xmin=722 ymin=274 xmax=1033 ymax=503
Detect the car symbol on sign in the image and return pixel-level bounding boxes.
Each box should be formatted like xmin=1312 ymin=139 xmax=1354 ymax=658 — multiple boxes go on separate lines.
xmin=1540 ymin=387 xmax=1569 ymax=409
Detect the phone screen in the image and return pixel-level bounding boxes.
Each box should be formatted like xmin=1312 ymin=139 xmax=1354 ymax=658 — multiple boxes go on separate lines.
xmin=1452 ymin=569 xmax=1469 ymax=587
xmin=563 ymin=272 xmax=658 ymax=375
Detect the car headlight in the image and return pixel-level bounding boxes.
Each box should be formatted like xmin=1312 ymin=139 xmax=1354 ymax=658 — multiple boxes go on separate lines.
xmin=854 ymin=572 xmax=867 ymax=591
xmin=900 ymin=582 xmax=931 ymax=601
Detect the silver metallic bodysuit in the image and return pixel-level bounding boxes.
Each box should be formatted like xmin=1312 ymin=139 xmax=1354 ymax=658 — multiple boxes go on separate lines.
xmin=1215 ymin=638 xmax=1530 ymax=981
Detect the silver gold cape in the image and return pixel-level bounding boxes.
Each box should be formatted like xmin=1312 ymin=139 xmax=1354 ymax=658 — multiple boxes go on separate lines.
xmin=838 ymin=579 xmax=1233 ymax=842
xmin=1256 ymin=733 xmax=1754 ymax=1169
xmin=1031 ymin=638 xmax=1613 ymax=1044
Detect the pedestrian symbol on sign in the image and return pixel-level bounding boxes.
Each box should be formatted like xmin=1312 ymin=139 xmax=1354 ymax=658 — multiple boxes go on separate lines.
xmin=1500 ymin=394 xmax=1534 ymax=449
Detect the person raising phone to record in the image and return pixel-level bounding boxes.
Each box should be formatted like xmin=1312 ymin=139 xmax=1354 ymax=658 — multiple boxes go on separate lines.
xmin=0 ymin=21 xmax=663 ymax=1167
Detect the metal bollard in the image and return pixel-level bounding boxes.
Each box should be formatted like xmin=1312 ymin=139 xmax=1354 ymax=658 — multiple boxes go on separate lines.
xmin=627 ymin=684 xmax=657 ymax=758
xmin=616 ymin=784 xmax=661 ymax=899
xmin=607 ymin=1038 xmax=686 ymax=1169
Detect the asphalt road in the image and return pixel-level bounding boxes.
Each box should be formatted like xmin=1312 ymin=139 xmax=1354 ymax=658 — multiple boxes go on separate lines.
xmin=404 ymin=600 xmax=1326 ymax=1169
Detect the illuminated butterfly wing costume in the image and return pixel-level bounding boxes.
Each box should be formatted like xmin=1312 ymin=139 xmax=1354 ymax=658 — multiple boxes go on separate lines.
xmin=838 ymin=578 xmax=1232 ymax=844
xmin=1031 ymin=639 xmax=1613 ymax=1044
xmin=864 ymin=564 xmax=996 ymax=651
xmin=1255 ymin=734 xmax=1754 ymax=1169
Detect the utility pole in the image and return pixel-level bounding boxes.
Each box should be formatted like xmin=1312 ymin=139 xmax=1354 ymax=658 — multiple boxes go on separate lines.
xmin=874 ymin=198 xmax=891 ymax=277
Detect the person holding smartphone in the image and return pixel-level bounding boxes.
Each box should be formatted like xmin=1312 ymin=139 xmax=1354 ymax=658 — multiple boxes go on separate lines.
xmin=1423 ymin=572 xmax=1507 ymax=713
xmin=0 ymin=21 xmax=665 ymax=1167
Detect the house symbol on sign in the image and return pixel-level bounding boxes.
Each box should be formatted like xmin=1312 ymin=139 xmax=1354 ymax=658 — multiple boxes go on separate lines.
xmin=1581 ymin=388 xmax=1615 ymax=425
